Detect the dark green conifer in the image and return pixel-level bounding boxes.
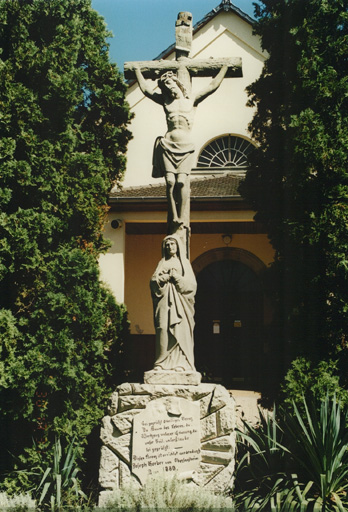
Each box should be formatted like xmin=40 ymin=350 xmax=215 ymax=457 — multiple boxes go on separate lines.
xmin=0 ymin=0 xmax=131 ymax=477
xmin=241 ymin=0 xmax=348 ymax=398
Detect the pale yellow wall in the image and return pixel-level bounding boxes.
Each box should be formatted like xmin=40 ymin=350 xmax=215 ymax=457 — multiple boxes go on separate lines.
xmin=100 ymin=207 xmax=268 ymax=304
xmin=122 ymin=10 xmax=266 ymax=188
xmin=99 ymin=212 xmax=126 ymax=302
xmin=190 ymin=234 xmax=274 ymax=267
xmin=100 ymin=210 xmax=168 ymax=302
xmin=125 ymin=233 xmax=158 ymax=335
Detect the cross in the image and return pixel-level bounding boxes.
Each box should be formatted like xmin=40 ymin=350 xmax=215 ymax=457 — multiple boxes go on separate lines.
xmin=124 ymin=12 xmax=243 ymax=255
xmin=126 ymin=11 xmax=243 ymax=379
xmin=124 ymin=12 xmax=242 ymax=90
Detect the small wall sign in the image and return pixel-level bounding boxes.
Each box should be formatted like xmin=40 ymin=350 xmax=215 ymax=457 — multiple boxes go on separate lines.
xmin=213 ymin=320 xmax=220 ymax=334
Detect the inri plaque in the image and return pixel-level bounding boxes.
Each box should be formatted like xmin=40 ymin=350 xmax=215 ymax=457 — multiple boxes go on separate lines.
xmin=132 ymin=397 xmax=201 ymax=483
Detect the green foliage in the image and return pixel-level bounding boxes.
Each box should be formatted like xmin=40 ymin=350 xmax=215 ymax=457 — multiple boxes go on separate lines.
xmin=235 ymin=407 xmax=290 ymax=509
xmin=285 ymin=395 xmax=348 ymax=510
xmin=240 ymin=0 xmax=348 ymax=397
xmin=102 ymin=475 xmax=233 ymax=511
xmin=281 ymin=357 xmax=348 ymax=406
xmin=0 ymin=0 xmax=131 ymax=487
xmin=236 ymin=478 xmax=314 ymax=511
xmin=235 ymin=394 xmax=348 ymax=511
xmin=35 ymin=437 xmax=86 ymax=511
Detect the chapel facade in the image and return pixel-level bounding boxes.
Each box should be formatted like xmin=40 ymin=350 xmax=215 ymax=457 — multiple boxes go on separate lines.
xmin=99 ymin=0 xmax=274 ymax=390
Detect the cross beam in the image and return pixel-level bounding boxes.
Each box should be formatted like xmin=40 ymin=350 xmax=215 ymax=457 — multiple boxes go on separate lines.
xmin=124 ymin=11 xmax=242 ymax=82
xmin=124 ymin=11 xmax=243 ymax=250
xmin=124 ymin=58 xmax=242 ymax=81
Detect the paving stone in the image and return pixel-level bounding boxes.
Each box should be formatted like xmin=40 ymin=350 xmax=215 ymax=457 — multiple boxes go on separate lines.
xmin=111 ymin=409 xmax=141 ymax=435
xmin=117 ymin=383 xmax=133 ymax=396
xmin=199 ymin=393 xmax=212 ymax=419
xmin=100 ymin=418 xmax=132 ymax=465
xmin=206 ymin=460 xmax=235 ymax=493
xmin=210 ymin=385 xmax=232 ymax=414
xmin=119 ymin=459 xmax=141 ymax=488
xmin=198 ymin=462 xmax=225 ymax=486
xmin=144 ymin=370 xmax=201 ymax=385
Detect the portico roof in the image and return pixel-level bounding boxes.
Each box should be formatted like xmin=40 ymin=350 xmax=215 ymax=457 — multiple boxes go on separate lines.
xmin=109 ymin=173 xmax=248 ymax=211
xmin=110 ymin=173 xmax=242 ymax=200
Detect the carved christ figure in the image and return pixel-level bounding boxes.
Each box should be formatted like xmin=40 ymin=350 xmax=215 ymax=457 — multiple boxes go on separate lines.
xmin=134 ymin=65 xmax=228 ymax=234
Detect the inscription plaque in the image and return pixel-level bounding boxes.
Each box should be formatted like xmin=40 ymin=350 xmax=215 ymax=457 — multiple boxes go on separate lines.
xmin=132 ymin=397 xmax=201 ymax=483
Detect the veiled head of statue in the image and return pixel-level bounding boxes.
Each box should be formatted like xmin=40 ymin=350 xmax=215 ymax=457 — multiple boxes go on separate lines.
xmin=161 ymin=234 xmax=185 ymax=261
xmin=164 ymin=237 xmax=178 ymax=258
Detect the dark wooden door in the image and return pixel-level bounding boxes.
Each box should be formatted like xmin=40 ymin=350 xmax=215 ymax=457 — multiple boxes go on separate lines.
xmin=194 ymin=259 xmax=263 ymax=389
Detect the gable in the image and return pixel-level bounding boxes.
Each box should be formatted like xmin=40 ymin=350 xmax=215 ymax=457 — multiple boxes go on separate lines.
xmin=120 ymin=5 xmax=265 ymax=189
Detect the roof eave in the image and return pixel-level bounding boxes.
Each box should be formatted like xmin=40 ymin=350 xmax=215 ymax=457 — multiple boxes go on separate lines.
xmin=109 ymin=195 xmax=242 ymax=204
xmin=108 ymin=195 xmax=249 ymax=212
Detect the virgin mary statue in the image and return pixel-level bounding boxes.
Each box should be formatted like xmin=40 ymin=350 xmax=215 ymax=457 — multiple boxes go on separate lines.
xmin=150 ymin=234 xmax=197 ymax=371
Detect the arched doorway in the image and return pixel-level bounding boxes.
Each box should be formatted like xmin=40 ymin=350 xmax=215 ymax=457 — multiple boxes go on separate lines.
xmin=193 ymin=248 xmax=265 ymax=390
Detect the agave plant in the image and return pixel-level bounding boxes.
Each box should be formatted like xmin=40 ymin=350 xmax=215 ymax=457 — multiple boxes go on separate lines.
xmin=282 ymin=395 xmax=348 ymax=511
xmin=236 ymin=477 xmax=314 ymax=512
xmin=36 ymin=437 xmax=87 ymax=511
xmin=234 ymin=394 xmax=348 ymax=512
xmin=235 ymin=406 xmax=291 ymax=507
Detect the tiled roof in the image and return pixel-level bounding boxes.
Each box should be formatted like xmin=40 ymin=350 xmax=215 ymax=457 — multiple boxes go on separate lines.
xmin=109 ymin=173 xmax=243 ymax=201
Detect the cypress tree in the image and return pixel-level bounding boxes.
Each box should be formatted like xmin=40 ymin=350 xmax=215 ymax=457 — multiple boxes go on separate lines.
xmin=240 ymin=0 xmax=348 ymax=399
xmin=0 ymin=0 xmax=132 ymax=478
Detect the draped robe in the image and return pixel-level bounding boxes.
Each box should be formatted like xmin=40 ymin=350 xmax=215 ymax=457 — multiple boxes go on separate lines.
xmin=150 ymin=235 xmax=197 ymax=371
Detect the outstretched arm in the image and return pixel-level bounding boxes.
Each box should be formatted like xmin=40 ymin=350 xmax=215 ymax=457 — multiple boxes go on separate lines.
xmin=194 ymin=65 xmax=228 ymax=106
xmin=134 ymin=67 xmax=163 ymax=105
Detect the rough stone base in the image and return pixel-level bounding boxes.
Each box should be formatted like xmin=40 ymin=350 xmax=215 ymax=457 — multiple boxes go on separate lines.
xmin=144 ymin=369 xmax=202 ymax=385
xmin=98 ymin=382 xmax=236 ymax=507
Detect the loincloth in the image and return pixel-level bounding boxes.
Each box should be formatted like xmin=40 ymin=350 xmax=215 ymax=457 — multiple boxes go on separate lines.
xmin=152 ymin=136 xmax=195 ymax=178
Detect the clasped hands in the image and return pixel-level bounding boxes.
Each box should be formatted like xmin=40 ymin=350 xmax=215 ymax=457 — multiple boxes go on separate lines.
xmin=158 ymin=268 xmax=180 ymax=286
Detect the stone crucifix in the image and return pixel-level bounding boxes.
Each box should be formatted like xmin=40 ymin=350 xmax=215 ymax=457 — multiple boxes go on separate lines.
xmin=125 ymin=12 xmax=242 ymax=253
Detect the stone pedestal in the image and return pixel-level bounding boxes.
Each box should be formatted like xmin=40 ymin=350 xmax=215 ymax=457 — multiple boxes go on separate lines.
xmin=144 ymin=370 xmax=202 ymax=385
xmin=98 ymin=382 xmax=236 ymax=507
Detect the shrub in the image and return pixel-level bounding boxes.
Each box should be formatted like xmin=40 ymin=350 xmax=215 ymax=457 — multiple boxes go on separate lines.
xmin=0 ymin=0 xmax=131 ymax=488
xmin=281 ymin=357 xmax=348 ymax=407
xmin=0 ymin=491 xmax=36 ymax=511
xmin=102 ymin=475 xmax=233 ymax=511
xmin=35 ymin=437 xmax=87 ymax=511
xmin=240 ymin=0 xmax=348 ymax=403
xmin=235 ymin=394 xmax=348 ymax=511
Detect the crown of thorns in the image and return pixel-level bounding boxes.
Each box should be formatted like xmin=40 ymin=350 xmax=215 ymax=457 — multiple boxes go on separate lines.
xmin=158 ymin=71 xmax=189 ymax=98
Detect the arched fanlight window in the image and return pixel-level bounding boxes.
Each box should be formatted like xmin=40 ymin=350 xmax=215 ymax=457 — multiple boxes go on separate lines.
xmin=197 ymin=135 xmax=254 ymax=169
